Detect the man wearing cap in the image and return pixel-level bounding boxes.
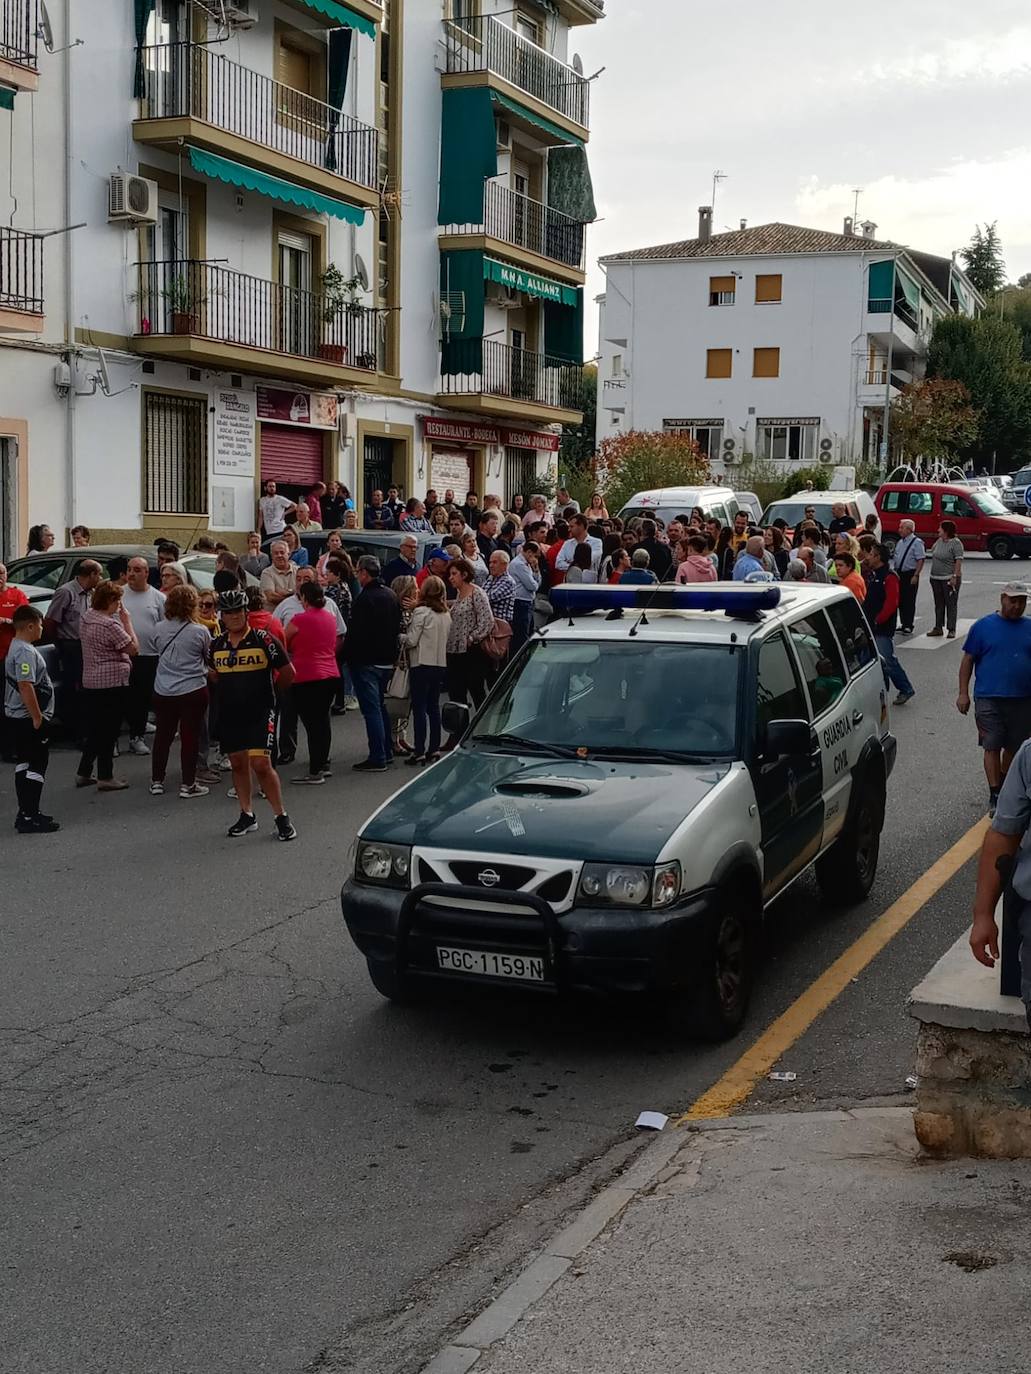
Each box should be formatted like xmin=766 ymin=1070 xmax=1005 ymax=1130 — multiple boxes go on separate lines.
xmin=416 ymin=547 xmax=451 ymax=590
xmin=957 ymin=583 xmax=1031 ymax=816
xmin=383 ymin=535 xmax=421 ymax=587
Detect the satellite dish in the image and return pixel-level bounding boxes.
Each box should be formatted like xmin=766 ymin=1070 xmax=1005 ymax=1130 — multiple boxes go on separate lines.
xmin=97 ymin=349 xmax=112 ymax=397
xmin=353 ymin=253 xmax=369 ymax=293
xmin=37 ymin=0 xmax=54 ymax=51
xmin=571 ymin=52 xmax=584 ymax=76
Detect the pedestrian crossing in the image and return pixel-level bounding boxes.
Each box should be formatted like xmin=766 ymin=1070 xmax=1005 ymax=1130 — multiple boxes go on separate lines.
xmin=897 ymin=619 xmax=974 ymax=650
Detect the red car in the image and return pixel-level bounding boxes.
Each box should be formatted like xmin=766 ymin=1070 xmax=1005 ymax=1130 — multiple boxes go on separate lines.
xmin=876 ymin=482 xmax=1031 ymax=560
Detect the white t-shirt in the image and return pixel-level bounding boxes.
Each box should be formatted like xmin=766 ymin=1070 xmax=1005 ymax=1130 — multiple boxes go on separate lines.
xmin=121 ymin=585 xmax=166 ymax=655
xmin=274 ymin=594 xmax=346 ymax=634
xmin=556 ymin=535 xmax=603 ymax=572
xmin=260 ymin=493 xmax=294 ymax=536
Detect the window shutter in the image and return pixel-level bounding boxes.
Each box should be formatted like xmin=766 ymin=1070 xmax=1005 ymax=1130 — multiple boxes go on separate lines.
xmin=755 ymin=274 xmax=783 ymax=303
xmin=706 ymin=348 xmax=732 ymax=379
xmin=753 ymin=347 xmax=780 ymax=378
xmin=277 ymin=39 xmax=312 ymax=95
xmin=709 ymin=275 xmax=735 ymax=294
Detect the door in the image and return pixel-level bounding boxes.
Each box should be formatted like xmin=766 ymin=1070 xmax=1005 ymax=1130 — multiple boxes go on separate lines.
xmin=512 ymin=163 xmax=531 ymax=250
xmin=784 ymin=609 xmax=853 ymax=846
xmin=363 ymin=436 xmax=395 ymax=504
xmin=278 ymin=230 xmax=315 ymax=357
xmin=0 ymin=436 xmax=14 ymax=564
xmin=142 ymin=201 xmax=190 ymax=333
xmin=144 ymin=0 xmax=188 ymax=115
xmin=940 ymin=489 xmax=982 ymax=550
xmin=751 ymin=632 xmax=824 ymax=899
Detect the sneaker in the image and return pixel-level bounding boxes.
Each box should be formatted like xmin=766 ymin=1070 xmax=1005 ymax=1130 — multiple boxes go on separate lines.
xmin=75 ymin=774 xmax=96 ymax=788
xmin=195 ymin=767 xmax=221 ymax=784
xmin=927 ymin=628 xmax=944 ymax=638
xmin=144 ymin=721 xmax=156 ymax=734
xmin=344 ymin=696 xmax=359 ymax=712
xmin=291 ymin=773 xmax=326 ymax=786
xmin=128 ymin=736 xmax=150 ymax=756
xmin=275 ymin=814 xmax=298 ymax=841
xmin=352 ymin=759 xmax=388 ymax=772
xmin=226 ymin=786 xmax=266 ymax=800
xmin=215 ymin=754 xmax=230 ymax=771
xmin=180 ymin=782 xmax=210 ymax=799
xmin=406 ymin=754 xmax=425 ymax=767
xmin=149 ymin=781 xmax=165 ymax=795
xmin=277 ymin=753 xmax=295 ymax=766
xmin=97 ymin=778 xmax=130 ymax=792
xmin=227 ymin=811 xmax=258 ymax=837
xmin=947 ymin=630 xmax=956 ymax=639
xmin=15 ymin=813 xmax=60 ymax=834
xmin=893 ymin=691 xmax=915 ymax=706
xmin=320 ymin=765 xmax=333 ymax=778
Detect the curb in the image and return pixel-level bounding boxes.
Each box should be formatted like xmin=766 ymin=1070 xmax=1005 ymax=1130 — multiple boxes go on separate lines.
xmin=418 ymin=1125 xmax=688 ymax=1374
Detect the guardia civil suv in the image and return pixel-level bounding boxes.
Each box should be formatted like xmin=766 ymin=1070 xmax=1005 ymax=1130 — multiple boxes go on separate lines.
xmin=341 ymin=584 xmax=897 ymax=1040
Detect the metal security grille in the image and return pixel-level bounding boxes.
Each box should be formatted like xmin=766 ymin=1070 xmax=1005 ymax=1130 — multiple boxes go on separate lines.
xmin=504 ymin=447 xmax=537 ymax=507
xmin=144 ymin=392 xmax=208 ymax=514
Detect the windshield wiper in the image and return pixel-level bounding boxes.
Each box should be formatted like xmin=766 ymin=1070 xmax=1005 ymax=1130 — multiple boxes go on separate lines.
xmin=587 ymin=745 xmax=725 ymax=764
xmin=471 ymin=732 xmax=579 ymax=759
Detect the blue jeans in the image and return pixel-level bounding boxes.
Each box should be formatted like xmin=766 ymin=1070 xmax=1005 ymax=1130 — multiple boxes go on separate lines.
xmin=410 ymin=665 xmax=446 ymax=756
xmin=874 ymin=632 xmax=914 ymax=697
xmin=351 ymin=665 xmax=393 ymax=765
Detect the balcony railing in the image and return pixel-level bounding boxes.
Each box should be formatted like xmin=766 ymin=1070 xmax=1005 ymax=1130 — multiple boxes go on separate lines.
xmin=1 ymin=0 xmax=38 ymax=70
xmin=137 ymin=42 xmax=379 ymax=190
xmin=443 ymin=180 xmax=586 ymax=271
xmin=441 ymin=337 xmax=583 ymax=412
xmin=0 ymin=227 xmax=44 ymax=314
xmin=443 ymin=14 xmax=590 ymax=128
xmin=136 ymin=260 xmax=382 ymax=371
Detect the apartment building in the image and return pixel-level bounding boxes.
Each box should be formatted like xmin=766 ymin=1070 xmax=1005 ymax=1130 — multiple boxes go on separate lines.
xmin=596 ymin=211 xmax=983 ymax=477
xmin=0 ymin=0 xmax=598 ymax=558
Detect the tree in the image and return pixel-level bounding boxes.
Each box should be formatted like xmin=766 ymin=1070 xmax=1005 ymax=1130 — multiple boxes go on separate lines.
xmin=559 ymin=363 xmax=597 ymax=473
xmin=1018 ymin=272 xmax=1031 ymax=289
xmin=889 ymin=379 xmax=979 ymax=464
xmin=593 ymin=430 xmax=710 ymax=514
xmin=927 ymin=314 xmax=1031 ymax=466
xmin=997 ymin=285 xmax=1031 ymax=362
xmin=960 ymin=223 xmax=1006 ymax=296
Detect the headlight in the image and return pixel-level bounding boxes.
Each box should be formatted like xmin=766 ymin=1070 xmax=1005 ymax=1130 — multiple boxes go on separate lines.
xmin=578 ymin=861 xmax=681 ymax=909
xmin=355 ymin=840 xmax=411 ymax=888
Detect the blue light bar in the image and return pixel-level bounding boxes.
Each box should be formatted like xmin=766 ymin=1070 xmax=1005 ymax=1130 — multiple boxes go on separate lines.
xmin=551 ymin=584 xmax=782 ymax=615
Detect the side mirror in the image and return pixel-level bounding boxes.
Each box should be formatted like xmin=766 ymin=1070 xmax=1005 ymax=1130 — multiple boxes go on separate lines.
xmin=764 ymin=718 xmax=811 ymax=759
xmin=441 ymin=701 xmax=470 ymax=737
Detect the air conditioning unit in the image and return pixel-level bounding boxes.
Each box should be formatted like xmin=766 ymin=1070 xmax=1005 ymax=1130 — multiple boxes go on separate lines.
xmin=108 ymin=173 xmax=158 ymax=224
xmin=486 ymin=281 xmax=520 ymax=308
xmin=495 ymin=119 xmax=512 ymax=151
xmin=221 ymin=0 xmax=258 ymax=27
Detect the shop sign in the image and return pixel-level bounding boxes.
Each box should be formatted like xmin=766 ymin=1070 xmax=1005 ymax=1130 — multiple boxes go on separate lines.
xmin=212 ymin=390 xmax=256 ymax=476
xmin=503 ymin=427 xmax=560 ymax=453
xmin=423 ymin=417 xmax=500 ymax=445
xmin=256 ymin=386 xmax=338 ymax=429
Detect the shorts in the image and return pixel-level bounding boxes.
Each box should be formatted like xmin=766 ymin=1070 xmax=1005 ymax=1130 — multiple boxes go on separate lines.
xmin=974 ymin=697 xmax=1031 ymax=754
xmin=219 ymin=706 xmax=276 ymax=758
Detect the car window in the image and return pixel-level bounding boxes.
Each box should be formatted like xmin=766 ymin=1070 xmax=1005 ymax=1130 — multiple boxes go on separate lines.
xmin=344 ymin=539 xmax=394 ymax=568
xmin=903 ymin=490 xmax=933 ymax=514
xmin=825 ymin=597 xmax=877 ymax=675
xmin=941 ymin=493 xmax=976 ymax=519
xmin=881 ymin=491 xmax=900 ymax=512
xmin=8 ymin=557 xmax=65 ymax=589
xmin=756 ymin=633 xmax=808 ymax=733
xmin=786 ymin=612 xmax=848 ymax=715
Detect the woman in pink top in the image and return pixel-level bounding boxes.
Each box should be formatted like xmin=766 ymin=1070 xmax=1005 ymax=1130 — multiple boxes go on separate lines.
xmin=675 ymin=535 xmax=718 ymax=584
xmin=284 ymin=580 xmax=340 ymax=784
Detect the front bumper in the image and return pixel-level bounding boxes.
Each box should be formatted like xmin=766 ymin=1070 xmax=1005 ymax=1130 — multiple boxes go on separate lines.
xmin=882 ymin=731 xmax=898 ymax=779
xmin=341 ymin=878 xmax=718 ymax=996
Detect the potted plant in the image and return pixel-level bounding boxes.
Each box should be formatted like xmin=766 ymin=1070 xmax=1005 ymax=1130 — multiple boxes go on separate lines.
xmin=318 ymin=263 xmax=364 ymax=363
xmin=160 ymin=274 xmax=204 ymax=334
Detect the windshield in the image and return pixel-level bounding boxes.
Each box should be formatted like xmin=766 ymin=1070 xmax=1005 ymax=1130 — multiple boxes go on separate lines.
xmin=761 ymin=500 xmax=839 ymax=528
xmin=470 ymin=639 xmax=739 ymax=759
xmin=972 ymin=491 xmax=1010 ymax=516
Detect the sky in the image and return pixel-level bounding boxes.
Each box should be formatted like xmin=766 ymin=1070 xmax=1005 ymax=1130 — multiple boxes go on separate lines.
xmin=573 ymin=0 xmax=1031 ymax=350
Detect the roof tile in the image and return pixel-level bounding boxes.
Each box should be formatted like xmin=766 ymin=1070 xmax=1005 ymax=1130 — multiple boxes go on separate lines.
xmin=601 ymin=221 xmax=899 ymax=264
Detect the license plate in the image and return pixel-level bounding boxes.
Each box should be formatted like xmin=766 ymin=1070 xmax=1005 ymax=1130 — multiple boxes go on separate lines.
xmin=436 ymin=946 xmax=545 ymax=982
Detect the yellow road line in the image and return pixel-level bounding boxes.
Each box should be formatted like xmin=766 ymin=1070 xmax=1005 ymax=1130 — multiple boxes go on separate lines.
xmin=679 ymin=817 xmax=990 ymax=1122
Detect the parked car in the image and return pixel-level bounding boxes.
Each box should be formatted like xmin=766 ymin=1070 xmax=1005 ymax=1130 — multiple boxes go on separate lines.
xmin=5 ymin=546 xmax=257 ymax=597
xmin=876 ymin=482 xmax=1031 ymax=559
xmin=616 ymin=486 xmax=741 ymax=528
xmin=262 ymin=528 xmax=441 ymax=568
xmin=1002 ymin=467 xmax=1031 ymax=512
xmin=760 ymin=490 xmax=880 ymax=539
xmin=734 ymin=491 xmax=763 ymax=525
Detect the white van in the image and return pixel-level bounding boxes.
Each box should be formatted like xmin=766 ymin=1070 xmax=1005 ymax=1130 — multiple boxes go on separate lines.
xmin=761 ymin=489 xmax=880 ymax=538
xmin=617 ymin=486 xmax=740 ymax=528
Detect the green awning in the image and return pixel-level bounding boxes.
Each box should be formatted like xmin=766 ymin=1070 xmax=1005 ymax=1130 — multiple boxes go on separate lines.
xmin=440 ymin=251 xmax=485 ymax=375
xmin=484 ymin=256 xmax=578 ymax=307
xmin=544 ymin=289 xmax=584 ymax=365
xmin=897 ymin=267 xmax=921 ymax=313
xmin=0 ymin=87 xmax=14 ymax=111
xmin=438 ymin=87 xmax=498 ymax=226
xmin=547 ymin=144 xmax=595 ymax=222
xmin=186 ymin=147 xmax=366 ymax=225
xmin=490 ymin=91 xmax=584 ymax=147
xmin=868 ymin=259 xmax=894 ymax=307
xmin=294 ymin=0 xmax=377 ymax=37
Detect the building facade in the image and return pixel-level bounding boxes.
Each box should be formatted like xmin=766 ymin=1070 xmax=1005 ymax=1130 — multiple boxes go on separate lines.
xmin=0 ymin=0 xmax=599 ymax=558
xmin=596 ymin=214 xmax=983 ymax=479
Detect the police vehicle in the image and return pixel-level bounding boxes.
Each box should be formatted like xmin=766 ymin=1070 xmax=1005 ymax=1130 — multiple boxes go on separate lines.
xmin=340 ymin=584 xmax=896 ymax=1040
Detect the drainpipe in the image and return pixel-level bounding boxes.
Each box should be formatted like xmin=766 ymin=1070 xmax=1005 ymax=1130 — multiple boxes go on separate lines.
xmin=62 ymin=0 xmax=76 ymax=534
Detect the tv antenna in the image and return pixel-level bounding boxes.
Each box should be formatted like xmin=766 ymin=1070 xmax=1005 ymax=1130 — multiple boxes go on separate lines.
xmin=852 ymin=188 xmax=863 ymax=223
xmin=711 ymin=169 xmax=727 ymax=220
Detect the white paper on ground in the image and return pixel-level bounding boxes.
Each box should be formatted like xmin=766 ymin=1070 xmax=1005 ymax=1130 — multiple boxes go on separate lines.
xmin=635 ymin=1111 xmax=669 ymax=1131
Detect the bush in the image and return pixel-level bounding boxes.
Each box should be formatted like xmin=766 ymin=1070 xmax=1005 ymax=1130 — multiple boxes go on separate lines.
xmin=593 ymin=431 xmax=711 ymax=514
xmin=779 ymin=466 xmax=830 ymax=499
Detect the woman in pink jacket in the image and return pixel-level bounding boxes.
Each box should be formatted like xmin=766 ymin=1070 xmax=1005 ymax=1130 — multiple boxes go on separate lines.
xmin=675 ymin=535 xmax=718 ymax=584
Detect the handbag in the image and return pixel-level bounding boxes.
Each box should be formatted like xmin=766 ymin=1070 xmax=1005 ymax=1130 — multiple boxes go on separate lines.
xmin=481 ymin=617 xmax=513 ymax=661
xmin=385 ymin=648 xmax=410 ymax=720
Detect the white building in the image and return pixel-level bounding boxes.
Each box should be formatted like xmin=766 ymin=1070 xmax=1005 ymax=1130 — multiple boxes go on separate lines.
xmin=0 ymin=0 xmax=599 ymax=559
xmin=596 ymin=211 xmax=983 ymax=477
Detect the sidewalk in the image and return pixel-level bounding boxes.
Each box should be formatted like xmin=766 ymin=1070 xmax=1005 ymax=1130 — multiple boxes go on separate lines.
xmin=429 ymin=1108 xmax=1031 ymax=1374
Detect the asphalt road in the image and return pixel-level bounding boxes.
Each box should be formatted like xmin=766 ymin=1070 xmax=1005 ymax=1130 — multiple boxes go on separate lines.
xmin=1 ymin=555 xmax=1015 ymax=1374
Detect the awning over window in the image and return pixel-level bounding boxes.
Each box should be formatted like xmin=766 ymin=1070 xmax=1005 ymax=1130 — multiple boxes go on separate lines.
xmin=546 ymin=144 xmax=595 ymax=223
xmin=867 ymin=259 xmax=894 ymax=309
xmin=186 ymin=147 xmax=367 ymax=225
xmin=438 ymin=87 xmax=498 ymax=226
xmin=491 ymin=91 xmax=584 ymax=147
xmin=544 ymin=291 xmax=584 ymax=366
xmin=293 ymin=0 xmax=377 ymax=38
xmin=897 ymin=267 xmax=921 ymax=313
xmin=951 ymin=270 xmax=975 ymax=317
xmin=0 ymin=87 xmax=14 ymax=110
xmin=483 ymin=256 xmax=579 ymax=307
xmin=440 ymin=251 xmax=486 ymax=375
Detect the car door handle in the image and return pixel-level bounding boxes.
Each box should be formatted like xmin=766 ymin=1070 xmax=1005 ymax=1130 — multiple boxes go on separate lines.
xmin=852 ymin=710 xmax=864 ymax=725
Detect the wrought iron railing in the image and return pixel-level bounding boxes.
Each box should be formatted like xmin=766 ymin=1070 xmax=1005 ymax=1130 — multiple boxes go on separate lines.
xmin=0 ymin=227 xmax=44 ymax=314
xmin=135 ymin=260 xmax=381 ymax=371
xmin=443 ymin=14 xmax=590 ymax=128
xmin=440 ymin=338 xmax=584 ymax=411
xmin=0 ymin=0 xmax=38 ymax=69
xmin=443 ymin=180 xmax=586 ymax=271
xmin=137 ymin=42 xmax=379 ymax=189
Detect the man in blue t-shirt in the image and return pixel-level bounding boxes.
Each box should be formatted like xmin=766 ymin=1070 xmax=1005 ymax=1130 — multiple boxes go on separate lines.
xmin=957 ymin=582 xmax=1031 ymax=815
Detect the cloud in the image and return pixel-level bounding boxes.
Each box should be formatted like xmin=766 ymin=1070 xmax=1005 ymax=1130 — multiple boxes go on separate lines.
xmin=851 ymin=28 xmax=1031 ymax=86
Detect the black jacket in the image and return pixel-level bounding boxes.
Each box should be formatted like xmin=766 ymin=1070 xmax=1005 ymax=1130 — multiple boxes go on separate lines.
xmin=345 ymin=580 xmax=402 ymax=666
xmin=382 ymin=556 xmax=420 ymax=587
xmin=639 ymin=537 xmax=673 ymax=581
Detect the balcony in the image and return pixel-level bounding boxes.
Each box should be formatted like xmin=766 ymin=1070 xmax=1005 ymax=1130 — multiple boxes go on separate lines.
xmin=443 ymin=14 xmax=590 ymax=138
xmin=133 ymin=43 xmax=379 ymax=209
xmin=133 ymin=259 xmax=383 ymax=386
xmin=0 ymin=0 xmax=39 ymax=91
xmin=439 ymin=337 xmax=584 ymax=426
xmin=440 ymin=180 xmax=586 ymax=285
xmin=0 ymin=227 xmax=44 ymax=334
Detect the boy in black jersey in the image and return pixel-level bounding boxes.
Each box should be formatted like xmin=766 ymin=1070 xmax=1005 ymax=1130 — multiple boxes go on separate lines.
xmin=210 ymin=590 xmax=297 ymax=840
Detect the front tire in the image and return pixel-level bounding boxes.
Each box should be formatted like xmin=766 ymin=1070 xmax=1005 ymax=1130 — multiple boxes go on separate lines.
xmin=816 ymin=789 xmax=883 ymax=904
xmin=989 ymin=535 xmax=1014 ymax=560
xmin=666 ymin=885 xmax=756 ymax=1041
